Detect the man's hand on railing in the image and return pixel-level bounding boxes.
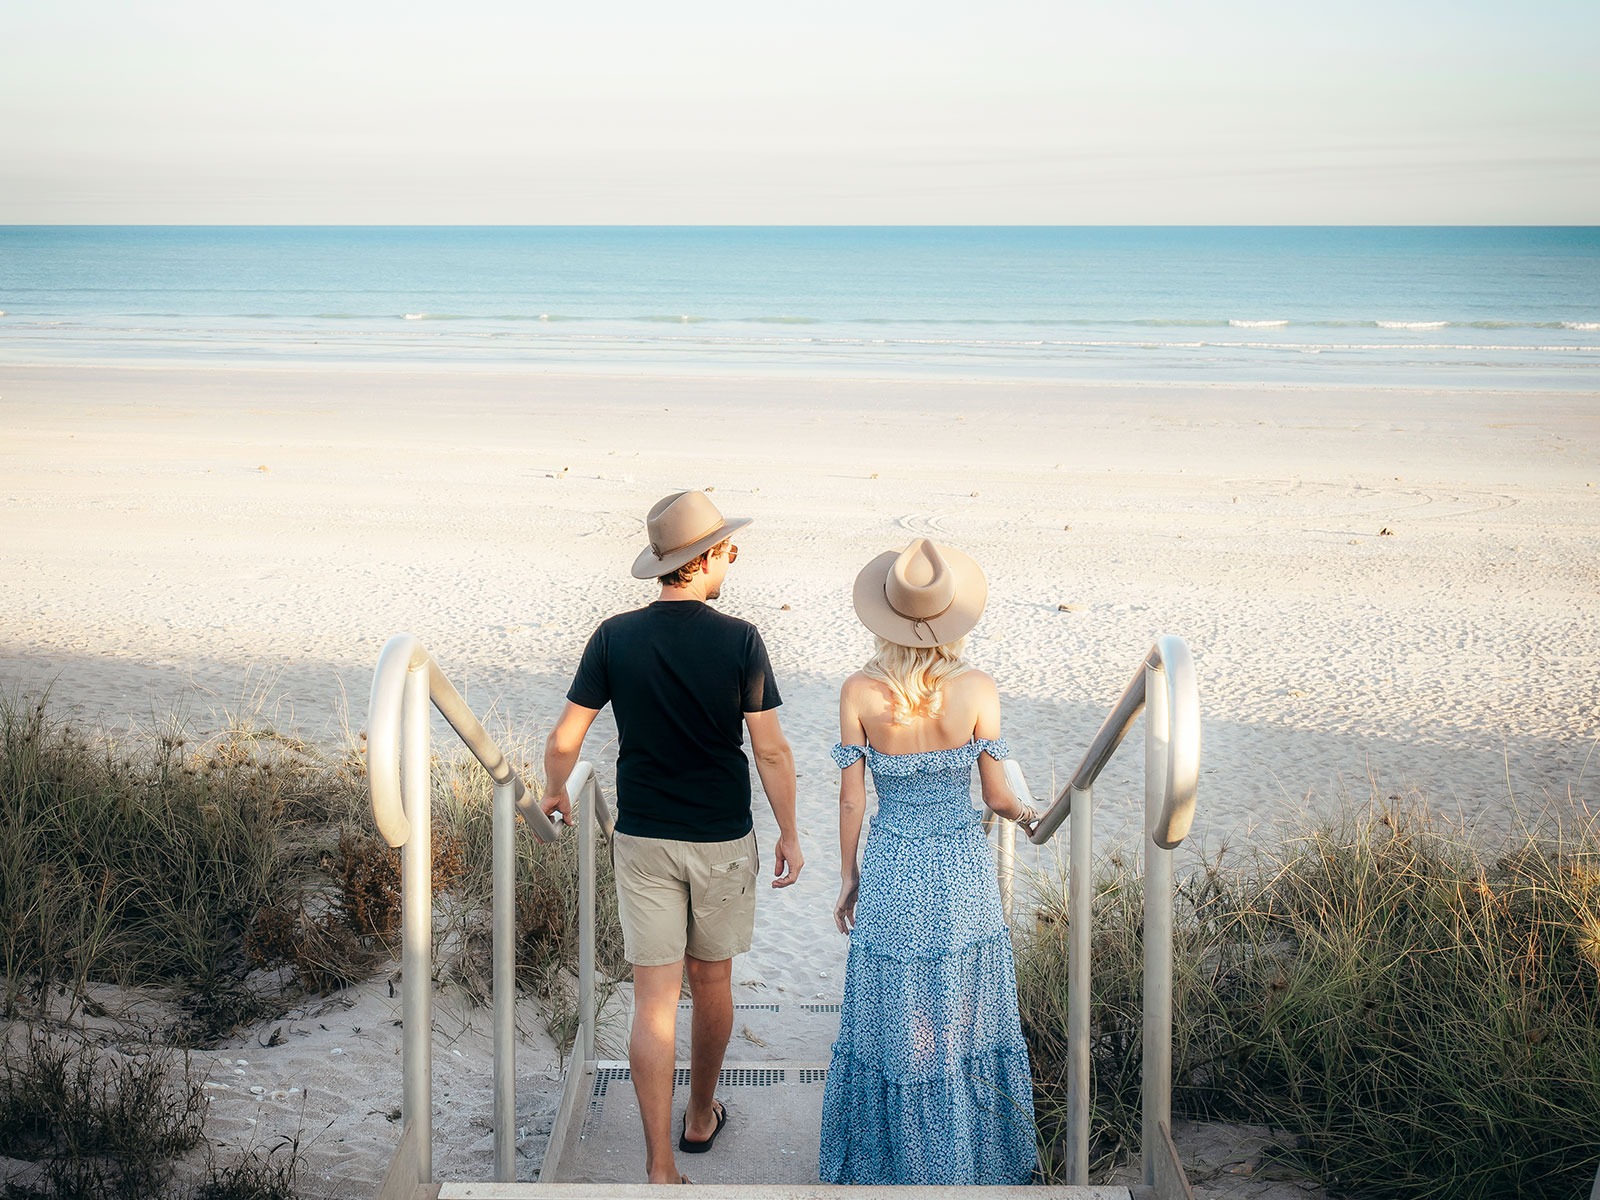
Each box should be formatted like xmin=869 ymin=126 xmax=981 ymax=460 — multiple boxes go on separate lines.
xmin=538 ymin=787 xmax=573 ymax=827
xmin=510 ymin=783 xmax=563 ymax=836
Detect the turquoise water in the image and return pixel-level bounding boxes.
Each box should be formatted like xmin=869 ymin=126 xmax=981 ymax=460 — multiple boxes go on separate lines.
xmin=2 ymin=226 xmax=1597 ymax=388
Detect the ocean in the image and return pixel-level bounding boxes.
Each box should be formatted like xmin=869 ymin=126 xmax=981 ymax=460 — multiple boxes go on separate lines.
xmin=2 ymin=226 xmax=1597 ymax=389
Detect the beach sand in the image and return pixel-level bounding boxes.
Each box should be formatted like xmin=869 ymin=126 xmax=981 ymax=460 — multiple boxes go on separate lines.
xmin=2 ymin=362 xmax=1597 ymax=1194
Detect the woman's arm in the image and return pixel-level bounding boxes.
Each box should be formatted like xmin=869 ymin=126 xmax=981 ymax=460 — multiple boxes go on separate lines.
xmin=835 ymin=679 xmax=869 ymax=933
xmin=971 ymin=673 xmax=1039 ymax=830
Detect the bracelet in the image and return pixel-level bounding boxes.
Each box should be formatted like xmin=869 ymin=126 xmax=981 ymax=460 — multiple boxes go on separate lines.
xmin=1011 ymin=804 xmax=1039 ymax=827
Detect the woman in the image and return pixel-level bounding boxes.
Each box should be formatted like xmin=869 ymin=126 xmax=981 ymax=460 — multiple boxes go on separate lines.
xmin=817 ymin=538 xmax=1039 ymax=1186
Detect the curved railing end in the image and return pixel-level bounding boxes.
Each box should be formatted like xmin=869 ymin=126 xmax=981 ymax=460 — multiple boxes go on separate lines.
xmin=368 ymin=633 xmax=426 ymax=848
xmin=1149 ymin=635 xmax=1201 ymax=850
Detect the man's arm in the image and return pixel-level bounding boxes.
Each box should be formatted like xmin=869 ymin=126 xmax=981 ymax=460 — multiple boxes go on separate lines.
xmin=744 ymin=708 xmax=802 ymax=888
xmin=533 ymin=701 xmax=601 ymax=825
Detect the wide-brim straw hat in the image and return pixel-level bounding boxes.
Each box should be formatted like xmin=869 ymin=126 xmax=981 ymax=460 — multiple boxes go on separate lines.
xmin=852 ymin=538 xmax=987 ymax=647
xmin=630 ymin=490 xmax=753 ymax=579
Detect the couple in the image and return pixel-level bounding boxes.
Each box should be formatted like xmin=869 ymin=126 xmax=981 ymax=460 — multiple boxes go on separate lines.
xmin=535 ymin=489 xmax=1038 ymax=1186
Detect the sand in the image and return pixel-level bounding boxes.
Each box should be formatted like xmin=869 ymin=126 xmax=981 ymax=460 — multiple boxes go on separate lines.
xmin=2 ymin=362 xmax=1597 ymax=1194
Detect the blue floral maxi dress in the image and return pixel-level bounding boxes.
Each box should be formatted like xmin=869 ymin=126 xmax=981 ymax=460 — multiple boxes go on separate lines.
xmin=818 ymin=738 xmax=1037 ymax=1185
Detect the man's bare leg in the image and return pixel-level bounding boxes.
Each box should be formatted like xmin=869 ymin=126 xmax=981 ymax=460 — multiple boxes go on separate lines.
xmin=631 ymin=961 xmax=687 ymax=1183
xmin=682 ymin=954 xmax=733 ymax=1143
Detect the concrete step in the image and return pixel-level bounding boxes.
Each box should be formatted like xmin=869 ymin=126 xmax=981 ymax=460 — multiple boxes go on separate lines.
xmin=536 ymin=1058 xmax=1117 ymax=1195
xmin=382 ymin=998 xmax=1182 ymax=1200
xmin=544 ymin=1058 xmax=830 ymax=1186
xmin=435 ymin=1185 xmax=1139 ymax=1198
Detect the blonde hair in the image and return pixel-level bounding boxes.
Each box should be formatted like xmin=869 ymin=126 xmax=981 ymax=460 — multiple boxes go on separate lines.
xmin=862 ymin=635 xmax=970 ymax=726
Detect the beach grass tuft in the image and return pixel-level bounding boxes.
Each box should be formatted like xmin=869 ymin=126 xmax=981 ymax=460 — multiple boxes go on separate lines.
xmin=0 ymin=691 xmax=347 ymax=1024
xmin=0 ymin=1031 xmax=205 ymax=1198
xmin=1016 ymin=790 xmax=1600 ymax=1199
xmin=1 ymin=690 xmax=625 ymax=1193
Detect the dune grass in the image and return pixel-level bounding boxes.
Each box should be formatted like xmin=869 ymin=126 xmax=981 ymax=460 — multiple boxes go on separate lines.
xmin=0 ymin=692 xmax=342 ymax=1031
xmin=0 ymin=1029 xmax=304 ymax=1200
xmin=0 ymin=690 xmax=624 ymax=1195
xmin=0 ymin=1030 xmax=204 ymax=1197
xmin=1016 ymin=791 xmax=1600 ymax=1199
xmin=18 ymin=681 xmax=1597 ymax=1198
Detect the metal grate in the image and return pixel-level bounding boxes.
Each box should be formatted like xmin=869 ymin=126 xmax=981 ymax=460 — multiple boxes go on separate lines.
xmin=580 ymin=1062 xmax=827 ymax=1142
xmin=678 ymin=1002 xmax=781 ymax=1013
xmin=582 ymin=1066 xmax=634 ymax=1140
xmin=685 ymin=1066 xmax=786 ymax=1087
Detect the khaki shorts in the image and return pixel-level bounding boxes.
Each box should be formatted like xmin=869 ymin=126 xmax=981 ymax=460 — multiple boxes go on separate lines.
xmin=612 ymin=830 xmax=759 ymax=967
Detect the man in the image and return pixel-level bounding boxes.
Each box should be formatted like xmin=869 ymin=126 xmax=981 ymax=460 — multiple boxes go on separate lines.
xmin=536 ymin=489 xmax=803 ymax=1185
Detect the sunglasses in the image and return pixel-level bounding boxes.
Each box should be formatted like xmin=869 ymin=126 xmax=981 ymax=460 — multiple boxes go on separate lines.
xmin=716 ymin=542 xmax=739 ymax=563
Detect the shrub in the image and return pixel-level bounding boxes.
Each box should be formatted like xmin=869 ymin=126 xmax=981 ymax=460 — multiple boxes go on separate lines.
xmin=1016 ymin=794 xmax=1600 ymax=1199
xmin=0 ymin=692 xmax=375 ymax=1031
xmin=0 ymin=1032 xmax=204 ymax=1198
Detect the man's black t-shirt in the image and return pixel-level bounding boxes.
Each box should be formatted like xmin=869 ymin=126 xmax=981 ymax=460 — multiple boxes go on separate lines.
xmin=566 ymin=601 xmax=781 ymax=842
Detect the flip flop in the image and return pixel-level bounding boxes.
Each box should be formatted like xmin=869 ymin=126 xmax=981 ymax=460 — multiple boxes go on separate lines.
xmin=678 ymin=1100 xmax=728 ymax=1154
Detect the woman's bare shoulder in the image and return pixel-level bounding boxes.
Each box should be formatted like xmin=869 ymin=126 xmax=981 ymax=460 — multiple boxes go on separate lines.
xmin=840 ymin=671 xmax=889 ymax=709
xmin=840 ymin=670 xmax=877 ymax=697
xmin=950 ymin=667 xmax=999 ymax=696
xmin=948 ymin=668 xmax=1001 ymax=727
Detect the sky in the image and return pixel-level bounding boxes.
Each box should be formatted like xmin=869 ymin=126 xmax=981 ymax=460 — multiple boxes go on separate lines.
xmin=2 ymin=0 xmax=1596 ymax=224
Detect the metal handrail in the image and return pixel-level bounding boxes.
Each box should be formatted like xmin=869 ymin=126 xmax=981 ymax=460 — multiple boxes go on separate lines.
xmin=1031 ymin=634 xmax=1200 ymax=848
xmin=565 ymin=760 xmax=615 ymax=1067
xmin=533 ymin=758 xmax=620 ymax=1186
xmin=367 ymin=632 xmax=568 ymax=1188
xmin=1024 ymin=634 xmax=1201 ymax=1188
xmin=369 ymin=634 xmax=560 ymax=847
xmin=367 ymin=626 xmax=1195 ymax=1191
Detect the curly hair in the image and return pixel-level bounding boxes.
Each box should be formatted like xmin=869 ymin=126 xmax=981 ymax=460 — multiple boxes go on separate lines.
xmin=657 ymin=557 xmax=703 ymax=586
xmin=657 ymin=539 xmax=731 ymax=587
xmin=862 ymin=635 xmax=970 ymax=725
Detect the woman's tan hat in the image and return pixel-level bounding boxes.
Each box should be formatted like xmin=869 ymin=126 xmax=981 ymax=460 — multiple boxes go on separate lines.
xmin=630 ymin=490 xmax=753 ymax=580
xmin=852 ymin=538 xmax=988 ymax=646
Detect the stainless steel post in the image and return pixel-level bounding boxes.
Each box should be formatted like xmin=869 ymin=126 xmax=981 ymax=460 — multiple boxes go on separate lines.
xmin=401 ymin=663 xmax=433 ymax=1182
xmin=492 ymin=778 xmax=516 ymax=1181
xmin=1066 ymin=782 xmax=1092 ymax=1185
xmin=1142 ymin=660 xmax=1173 ymax=1189
xmin=998 ymin=758 xmax=1033 ymax=927
xmin=997 ymin=812 xmax=1015 ymax=926
xmin=578 ymin=769 xmax=597 ymax=1066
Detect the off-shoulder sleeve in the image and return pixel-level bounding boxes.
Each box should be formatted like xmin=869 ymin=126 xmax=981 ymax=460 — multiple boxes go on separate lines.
xmin=831 ymin=743 xmax=868 ymax=769
xmin=977 ymin=736 xmax=1011 ymax=761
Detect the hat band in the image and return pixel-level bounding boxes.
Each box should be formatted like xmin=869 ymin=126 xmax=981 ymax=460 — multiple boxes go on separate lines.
xmin=885 ymin=591 xmax=956 ymax=643
xmin=650 ymin=516 xmax=724 ymax=560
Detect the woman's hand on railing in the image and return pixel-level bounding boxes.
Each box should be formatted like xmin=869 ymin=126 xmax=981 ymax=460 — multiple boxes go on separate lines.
xmin=999 ymin=760 xmax=1041 ymax=836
